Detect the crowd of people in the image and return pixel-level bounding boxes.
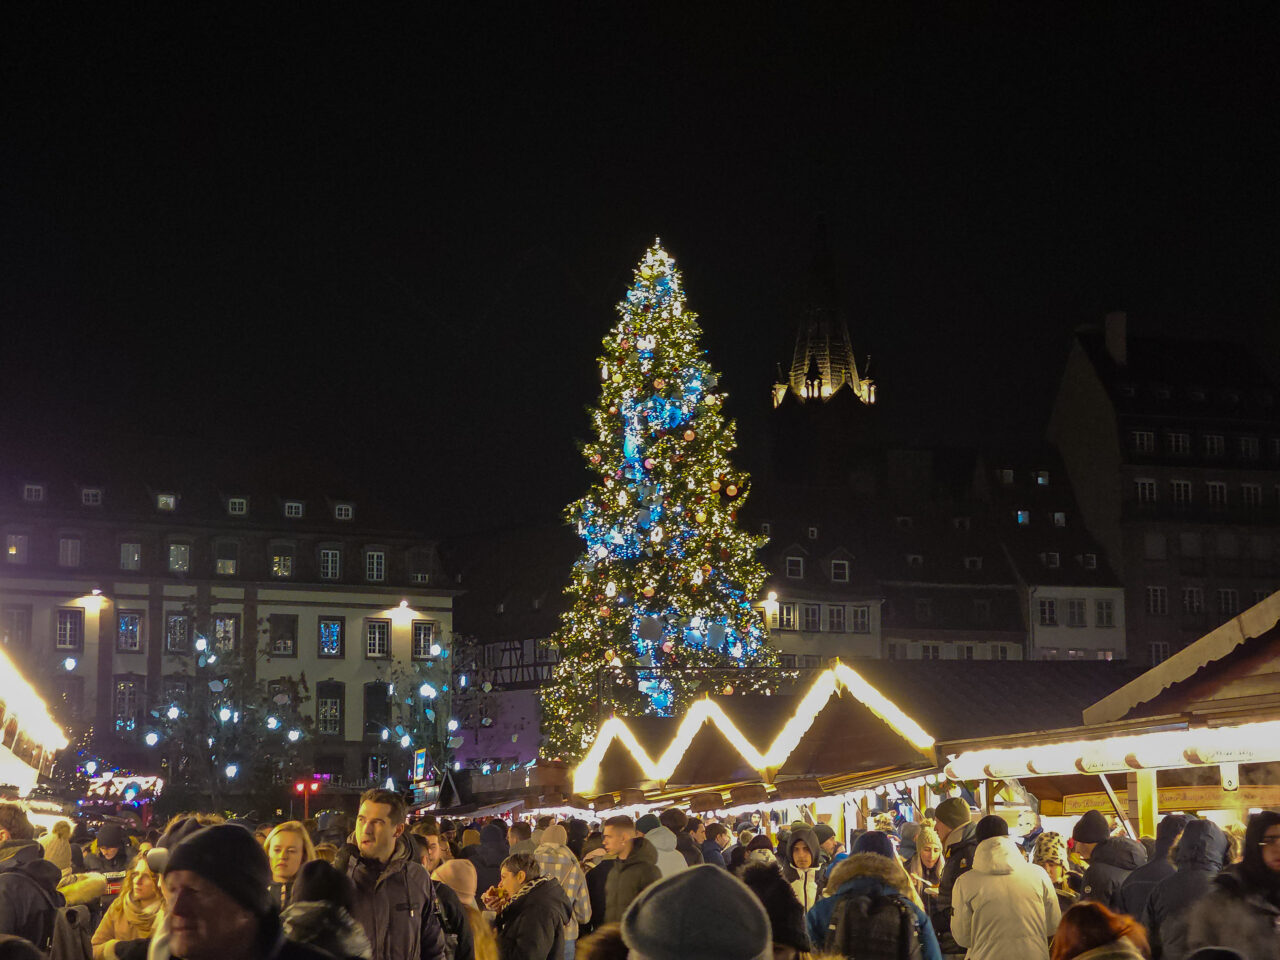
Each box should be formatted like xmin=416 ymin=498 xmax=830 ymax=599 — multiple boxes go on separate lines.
xmin=1 ymin=794 xmax=1278 ymax=960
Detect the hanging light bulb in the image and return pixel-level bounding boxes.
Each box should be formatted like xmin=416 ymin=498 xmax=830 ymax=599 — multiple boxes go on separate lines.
xmin=287 ymin=729 xmax=301 ymax=742
xmin=218 ymin=707 xmax=232 ymax=722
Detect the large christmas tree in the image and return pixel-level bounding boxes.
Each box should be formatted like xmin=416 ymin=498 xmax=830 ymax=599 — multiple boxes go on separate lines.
xmin=540 ymin=241 xmax=778 ymax=760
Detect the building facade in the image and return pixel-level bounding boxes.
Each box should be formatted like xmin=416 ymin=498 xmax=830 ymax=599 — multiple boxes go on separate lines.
xmin=0 ymin=464 xmax=454 ymax=788
xmin=1050 ymin=313 xmax=1280 ymax=664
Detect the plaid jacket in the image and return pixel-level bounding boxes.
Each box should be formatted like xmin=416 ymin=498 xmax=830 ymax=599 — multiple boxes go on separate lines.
xmin=533 ymin=842 xmax=592 ymax=941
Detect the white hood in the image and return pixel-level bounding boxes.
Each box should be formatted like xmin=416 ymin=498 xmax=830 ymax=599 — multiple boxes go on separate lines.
xmin=972 ymin=836 xmax=1026 ymax=876
xmin=645 ymin=826 xmax=678 ymax=852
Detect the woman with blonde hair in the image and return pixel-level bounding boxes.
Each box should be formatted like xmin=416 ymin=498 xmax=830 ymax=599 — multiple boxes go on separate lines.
xmin=91 ymin=855 xmax=166 ymax=959
xmin=907 ymin=822 xmax=946 ymax=915
xmin=265 ymin=820 xmax=317 ymax=907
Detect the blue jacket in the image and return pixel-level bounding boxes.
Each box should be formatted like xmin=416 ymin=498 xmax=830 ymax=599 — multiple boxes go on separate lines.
xmin=804 ymin=853 xmax=943 ymax=960
xmin=700 ymin=838 xmax=727 ymax=869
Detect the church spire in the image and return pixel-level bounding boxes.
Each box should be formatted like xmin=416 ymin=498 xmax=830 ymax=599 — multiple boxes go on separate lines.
xmin=772 ymin=221 xmax=876 ymax=408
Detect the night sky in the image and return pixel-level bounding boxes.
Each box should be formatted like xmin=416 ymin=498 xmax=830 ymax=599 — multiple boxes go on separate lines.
xmin=3 ymin=8 xmax=1276 ymax=534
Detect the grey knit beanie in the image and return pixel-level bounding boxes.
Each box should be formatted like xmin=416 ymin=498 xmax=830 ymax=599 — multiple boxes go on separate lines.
xmin=622 ymin=864 xmax=771 ymax=960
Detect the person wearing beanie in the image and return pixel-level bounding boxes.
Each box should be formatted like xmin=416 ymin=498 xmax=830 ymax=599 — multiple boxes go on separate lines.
xmin=633 ymin=814 xmax=661 ymax=836
xmin=1032 ymin=832 xmax=1079 ymax=913
xmin=950 ymin=816 xmax=1059 ymax=960
xmin=742 ymin=834 xmax=777 ymax=869
xmin=153 ymin=823 xmax=331 ymax=960
xmin=341 ymin=788 xmax=448 ymax=960
xmin=600 ymin=816 xmax=662 ymax=924
xmin=280 ymin=860 xmax=373 ymax=960
xmin=1070 ymin=810 xmax=1148 ymax=912
xmin=621 ymin=864 xmax=772 ymax=960
xmin=930 ymin=798 xmax=978 ymax=958
xmin=804 ymin=844 xmax=943 ymax=960
xmin=1185 ymin=811 xmax=1280 ymax=960
xmin=463 ymin=823 xmax=508 ymax=897
xmin=781 ymin=825 xmax=821 ymax=916
xmin=641 ymin=819 xmax=688 ymax=879
xmin=83 ymin=821 xmax=139 ymax=918
xmin=907 ymin=823 xmax=946 ymax=917
xmin=1141 ymin=818 xmax=1228 ymax=960
xmin=1118 ymin=812 xmax=1192 ymax=919
xmin=740 ymin=862 xmax=811 ymax=959
xmin=533 ymin=824 xmax=591 ymax=958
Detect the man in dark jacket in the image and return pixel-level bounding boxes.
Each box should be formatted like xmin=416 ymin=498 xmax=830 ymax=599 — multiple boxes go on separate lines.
xmin=344 ymin=788 xmax=446 ymax=960
xmin=463 ymin=823 xmax=508 ymax=896
xmin=701 ymin=823 xmax=729 ymax=869
xmin=158 ymin=822 xmax=331 ymax=960
xmin=1119 ymin=813 xmax=1192 ymax=920
xmin=601 ymin=816 xmax=662 ymax=923
xmin=1072 ymin=809 xmax=1148 ymax=911
xmin=933 ymin=797 xmax=979 ymax=959
xmin=83 ymin=821 xmax=138 ymax=920
xmin=670 ymin=812 xmax=704 ymax=868
xmin=0 ymin=805 xmax=64 ymax=950
xmin=484 ymin=853 xmax=570 ymax=960
xmin=411 ymin=834 xmax=475 ymax=960
xmin=1141 ymin=819 xmax=1228 ymax=960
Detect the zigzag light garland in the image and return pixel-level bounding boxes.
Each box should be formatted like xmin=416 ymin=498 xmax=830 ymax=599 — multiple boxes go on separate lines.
xmin=572 ymin=661 xmax=936 ymax=794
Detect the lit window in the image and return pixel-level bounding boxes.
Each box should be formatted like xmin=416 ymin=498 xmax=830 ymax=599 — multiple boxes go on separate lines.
xmin=366 ymin=619 xmax=390 ymax=658
xmin=165 ymin=615 xmax=190 ymax=653
xmin=56 ymin=609 xmax=84 ymax=649
xmin=779 ymin=603 xmax=796 ymax=630
xmin=1053 ymin=512 xmax=1067 ymax=527
xmin=1066 ymin=598 xmax=1086 ymax=627
xmin=1038 ymin=599 xmax=1057 ymax=626
xmin=6 ymin=534 xmax=29 ymax=564
xmin=964 ymin=556 xmax=982 ymax=571
xmin=320 ymin=548 xmax=342 ymax=580
xmin=215 ymin=541 xmax=238 ymax=576
xmin=412 ymin=621 xmax=436 ymax=659
xmin=168 ymin=543 xmax=190 ymax=573
xmin=120 ymin=542 xmax=141 ymax=571
xmin=114 ymin=679 xmax=141 ymax=732
xmin=117 ymin=613 xmax=142 ymax=652
xmin=269 ymin=614 xmax=297 ymax=656
xmin=284 ymin=500 xmax=304 ymax=518
xmin=1015 ymin=509 xmax=1031 ymax=525
xmin=850 ymin=606 xmax=870 ymax=633
xmin=272 ymin=554 xmax=294 ymax=578
xmin=227 ymin=497 xmax=248 ymax=516
xmin=366 ymin=550 xmax=386 ymax=582
xmin=214 ymin=615 xmax=239 ymax=652
xmin=157 ymin=493 xmax=177 ymax=511
xmin=1168 ymin=433 xmax=1190 ymax=456
xmin=82 ymin=488 xmax=102 ymax=506
xmin=1036 ymin=471 xmax=1050 ymax=485
xmin=58 ymin=537 xmax=81 ymax=568
xmin=335 ymin=504 xmax=354 ymax=521
xmin=1145 ymin=586 xmax=1169 ymax=616
xmin=785 ymin=556 xmax=803 ymax=579
xmin=802 ymin=604 xmax=820 ymax=631
xmin=1132 ymin=431 xmax=1155 ymax=454
xmin=319 ymin=618 xmax=345 ymax=658
xmin=1204 ymin=434 xmax=1225 ymax=457
xmin=1096 ymin=599 xmax=1115 ymax=627
xmin=22 ymin=484 xmax=45 ymax=503
xmin=830 ymin=559 xmax=850 ymax=583
xmin=318 ymin=696 xmax=342 ymax=735
xmin=828 ymin=606 xmax=846 ymax=632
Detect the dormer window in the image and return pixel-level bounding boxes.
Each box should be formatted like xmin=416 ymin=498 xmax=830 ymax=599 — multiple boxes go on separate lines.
xmin=1083 ymin=553 xmax=1098 ymax=569
xmin=760 ymin=522 xmax=771 ymax=537
xmin=1053 ymin=511 xmax=1067 ymax=527
xmin=830 ymin=559 xmax=850 ymax=583
xmin=22 ymin=484 xmax=45 ymax=503
xmin=1015 ymin=510 xmax=1031 ymax=526
xmin=807 ymin=526 xmax=819 ymax=540
xmin=81 ymin=488 xmax=103 ymax=506
xmin=785 ymin=556 xmax=804 ymax=579
xmin=334 ymin=503 xmax=354 ymax=521
xmin=964 ymin=556 xmax=983 ymax=571
xmin=906 ymin=554 xmax=924 ymax=569
xmin=284 ymin=501 xmax=304 ymax=519
xmin=1035 ymin=471 xmax=1050 ymax=485
xmin=157 ymin=493 xmax=178 ymax=511
xmin=227 ymin=497 xmax=248 ymax=516
xmin=1042 ymin=552 xmax=1060 ymax=568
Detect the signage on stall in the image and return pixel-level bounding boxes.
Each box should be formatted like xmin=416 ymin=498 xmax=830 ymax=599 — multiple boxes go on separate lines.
xmin=1062 ymin=783 xmax=1280 ymax=815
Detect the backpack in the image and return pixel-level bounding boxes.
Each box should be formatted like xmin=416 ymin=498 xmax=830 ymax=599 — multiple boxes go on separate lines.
xmin=824 ymin=892 xmax=922 ymax=960
xmin=49 ymin=905 xmax=94 ymax=960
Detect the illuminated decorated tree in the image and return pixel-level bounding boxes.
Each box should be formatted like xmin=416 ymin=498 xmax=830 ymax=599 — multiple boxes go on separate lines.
xmin=540 ymin=241 xmax=778 ymax=760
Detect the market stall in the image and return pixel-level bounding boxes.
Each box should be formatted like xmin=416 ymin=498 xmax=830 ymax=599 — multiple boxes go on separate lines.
xmin=0 ymin=646 xmax=69 ymax=797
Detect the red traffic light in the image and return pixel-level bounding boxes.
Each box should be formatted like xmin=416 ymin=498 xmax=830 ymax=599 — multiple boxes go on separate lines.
xmin=310 ymin=782 xmax=320 ymax=792
xmin=295 ymin=782 xmax=305 ymax=793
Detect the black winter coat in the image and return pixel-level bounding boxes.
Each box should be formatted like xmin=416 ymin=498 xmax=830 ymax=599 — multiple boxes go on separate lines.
xmin=342 ymin=836 xmax=446 ymax=960
xmin=1080 ymin=837 xmax=1147 ymax=912
xmin=1186 ymin=864 xmax=1280 ymax=960
xmin=932 ymin=822 xmax=979 ymax=956
xmin=580 ymin=859 xmax=613 ymax=936
xmin=1141 ymin=819 xmax=1228 ymax=960
xmin=433 ymin=878 xmax=475 ymax=960
xmin=495 ymin=877 xmax=571 ymax=960
xmin=463 ymin=824 xmax=509 ymax=896
xmin=0 ymin=843 xmax=64 ymax=949
xmin=674 ymin=832 xmax=703 ymax=868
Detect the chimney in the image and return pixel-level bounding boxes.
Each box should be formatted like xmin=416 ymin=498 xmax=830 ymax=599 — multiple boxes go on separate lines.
xmin=1104 ymin=311 xmax=1127 ymax=367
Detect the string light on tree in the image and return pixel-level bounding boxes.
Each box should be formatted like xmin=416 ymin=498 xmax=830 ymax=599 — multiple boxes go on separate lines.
xmin=539 ymin=240 xmax=779 ymax=761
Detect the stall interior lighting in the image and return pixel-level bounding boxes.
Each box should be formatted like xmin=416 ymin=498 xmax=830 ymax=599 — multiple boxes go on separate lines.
xmin=0 ymin=647 xmax=70 ymax=753
xmin=573 ymin=660 xmax=936 ymax=795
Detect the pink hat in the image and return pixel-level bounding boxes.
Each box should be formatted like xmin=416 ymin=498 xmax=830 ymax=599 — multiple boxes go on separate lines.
xmin=433 ymin=859 xmax=478 ymax=907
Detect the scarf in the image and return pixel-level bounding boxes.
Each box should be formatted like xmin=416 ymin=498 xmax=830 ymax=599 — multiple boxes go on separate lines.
xmin=123 ymin=894 xmax=163 ymax=935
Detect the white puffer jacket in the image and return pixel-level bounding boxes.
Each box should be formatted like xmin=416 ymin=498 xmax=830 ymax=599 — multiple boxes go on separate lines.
xmin=951 ymin=836 xmax=1061 ymax=960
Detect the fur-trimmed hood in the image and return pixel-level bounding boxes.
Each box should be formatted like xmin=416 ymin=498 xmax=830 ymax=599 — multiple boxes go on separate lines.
xmin=824 ymin=852 xmax=912 ymax=898
xmin=57 ymin=871 xmax=108 ymax=906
